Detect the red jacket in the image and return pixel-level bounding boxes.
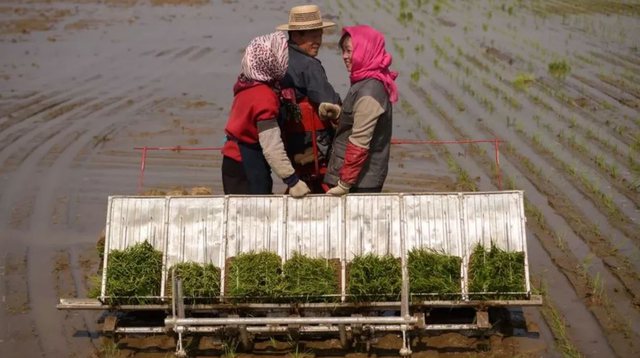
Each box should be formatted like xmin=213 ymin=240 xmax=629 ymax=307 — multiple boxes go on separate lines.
xmin=222 ymin=80 xmax=280 ymax=162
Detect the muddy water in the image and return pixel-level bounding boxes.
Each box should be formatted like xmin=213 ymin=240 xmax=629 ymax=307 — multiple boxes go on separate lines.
xmin=2 ymin=0 xmax=639 ymax=357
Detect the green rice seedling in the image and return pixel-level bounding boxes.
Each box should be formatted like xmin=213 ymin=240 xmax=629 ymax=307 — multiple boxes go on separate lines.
xmin=548 ymin=59 xmax=571 ymax=79
xmin=348 ymin=253 xmax=401 ymax=302
xmin=283 ymin=252 xmax=339 ymax=302
xmin=408 ymin=248 xmax=461 ymax=300
xmin=172 ymin=262 xmax=220 ymax=303
xmin=226 ymin=251 xmax=285 ymax=302
xmin=87 ymin=274 xmax=102 ymax=299
xmin=513 ymin=73 xmax=535 ymax=90
xmin=105 ymin=241 xmax=163 ymax=304
xmin=468 ymin=243 xmax=525 ymax=300
xmin=410 ymin=68 xmax=421 ymax=83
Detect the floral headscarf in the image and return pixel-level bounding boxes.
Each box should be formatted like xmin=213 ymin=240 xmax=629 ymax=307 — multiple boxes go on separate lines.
xmin=342 ymin=25 xmax=398 ymax=103
xmin=241 ymin=31 xmax=288 ymax=83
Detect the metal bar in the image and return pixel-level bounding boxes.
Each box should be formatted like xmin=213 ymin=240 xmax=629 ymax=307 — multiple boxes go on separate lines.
xmin=114 ymin=323 xmax=484 ymax=335
xmin=399 ymin=193 xmax=409 ymax=319
xmin=390 ymin=139 xmax=504 ymax=145
xmin=188 ymin=325 xmax=407 ymax=333
xmin=165 ymin=316 xmax=418 ymax=326
xmin=494 ymin=139 xmax=502 ymax=190
xmin=459 ymin=193 xmax=469 ymax=301
xmin=100 ymin=197 xmax=114 ymax=299
xmin=520 ymin=192 xmax=532 ymax=295
xmin=411 ymin=295 xmax=542 ymax=306
xmin=219 ymin=196 xmax=228 ymax=297
xmin=340 ymin=196 xmax=346 ymax=303
xmin=160 ymin=197 xmax=171 ymax=299
xmin=137 ymin=146 xmax=148 ymax=194
xmin=423 ymin=324 xmax=480 ymax=330
xmin=116 ymin=327 xmax=168 ymax=334
xmin=134 ymin=146 xmax=223 ymax=151
xmin=57 ymin=295 xmax=542 ymax=310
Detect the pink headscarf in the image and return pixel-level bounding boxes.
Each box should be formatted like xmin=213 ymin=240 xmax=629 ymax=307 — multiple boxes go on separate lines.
xmin=343 ymin=25 xmax=398 ymax=103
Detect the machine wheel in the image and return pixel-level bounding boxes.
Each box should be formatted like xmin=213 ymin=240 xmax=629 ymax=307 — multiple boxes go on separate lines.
xmin=238 ymin=326 xmax=254 ymax=352
xmin=339 ymin=324 xmax=352 ymax=349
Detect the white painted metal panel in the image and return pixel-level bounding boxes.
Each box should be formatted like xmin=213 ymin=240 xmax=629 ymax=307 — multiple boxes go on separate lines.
xmin=225 ymin=196 xmax=285 ymax=258
xmin=105 ymin=196 xmax=166 ymax=251
xmin=462 ymin=192 xmax=526 ymax=253
xmin=344 ymin=194 xmax=402 ymax=259
xmin=165 ymin=197 xmax=226 ymax=268
xmin=284 ymin=195 xmax=342 ymax=260
xmin=101 ymin=196 xmax=167 ymax=298
xmin=402 ymin=193 xmax=463 ymax=257
xmin=100 ymin=191 xmax=531 ymax=300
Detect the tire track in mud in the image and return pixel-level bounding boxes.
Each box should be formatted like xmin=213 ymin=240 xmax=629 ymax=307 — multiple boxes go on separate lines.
xmin=397 ymin=80 xmax=611 ymax=356
xmin=0 ymin=44 xmax=207 ymax=139
xmin=0 ymin=44 xmax=217 ymax=226
xmin=433 ymin=32 xmax=640 ymax=237
xmin=352 ymin=2 xmax=639 ymax=355
xmin=0 ymin=41 xmax=230 ymax=356
xmin=408 ymin=79 xmax=637 ymax=356
xmin=0 ymin=246 xmax=43 ymax=357
xmin=416 ymin=45 xmax=640 ymax=319
xmin=7 ymin=91 xmax=161 ymax=356
xmin=460 ymin=54 xmax=637 ymax=168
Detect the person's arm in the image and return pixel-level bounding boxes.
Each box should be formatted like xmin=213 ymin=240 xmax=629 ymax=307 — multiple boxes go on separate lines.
xmin=327 ymin=96 xmax=384 ymax=195
xmin=255 ymin=96 xmax=310 ymax=197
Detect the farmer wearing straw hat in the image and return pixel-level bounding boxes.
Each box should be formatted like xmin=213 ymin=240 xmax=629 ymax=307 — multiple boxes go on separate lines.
xmin=277 ymin=5 xmax=342 ymax=193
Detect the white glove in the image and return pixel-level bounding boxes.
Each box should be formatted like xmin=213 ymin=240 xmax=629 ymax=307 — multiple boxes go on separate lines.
xmin=318 ymin=102 xmax=341 ymax=121
xmin=326 ymin=180 xmax=351 ymax=196
xmin=289 ymin=180 xmax=311 ymax=198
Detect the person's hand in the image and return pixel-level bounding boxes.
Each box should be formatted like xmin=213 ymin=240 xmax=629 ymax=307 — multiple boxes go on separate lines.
xmin=326 ymin=180 xmax=351 ymax=196
xmin=289 ymin=180 xmax=311 ymax=198
xmin=318 ymin=102 xmax=341 ymax=121
xmin=293 ymin=147 xmax=315 ymax=165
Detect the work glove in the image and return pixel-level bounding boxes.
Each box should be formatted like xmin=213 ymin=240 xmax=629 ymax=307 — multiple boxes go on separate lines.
xmin=289 ymin=180 xmax=311 ymax=198
xmin=327 ymin=180 xmax=351 ymax=196
xmin=318 ymin=102 xmax=341 ymax=121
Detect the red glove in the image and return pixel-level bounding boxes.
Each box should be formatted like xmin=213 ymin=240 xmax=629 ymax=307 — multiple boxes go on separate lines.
xmin=339 ymin=141 xmax=369 ymax=185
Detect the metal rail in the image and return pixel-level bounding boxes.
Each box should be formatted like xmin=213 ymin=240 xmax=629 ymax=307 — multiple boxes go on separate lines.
xmin=57 ymin=295 xmax=542 ymax=310
xmin=165 ymin=316 xmax=419 ymax=326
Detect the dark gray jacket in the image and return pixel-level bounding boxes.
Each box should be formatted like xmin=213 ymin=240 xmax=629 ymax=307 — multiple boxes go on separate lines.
xmin=280 ymin=42 xmax=340 ymax=105
xmin=325 ymin=78 xmax=392 ymax=188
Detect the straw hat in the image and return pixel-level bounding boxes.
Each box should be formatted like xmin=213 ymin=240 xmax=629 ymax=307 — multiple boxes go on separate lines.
xmin=276 ymin=5 xmax=335 ymax=31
